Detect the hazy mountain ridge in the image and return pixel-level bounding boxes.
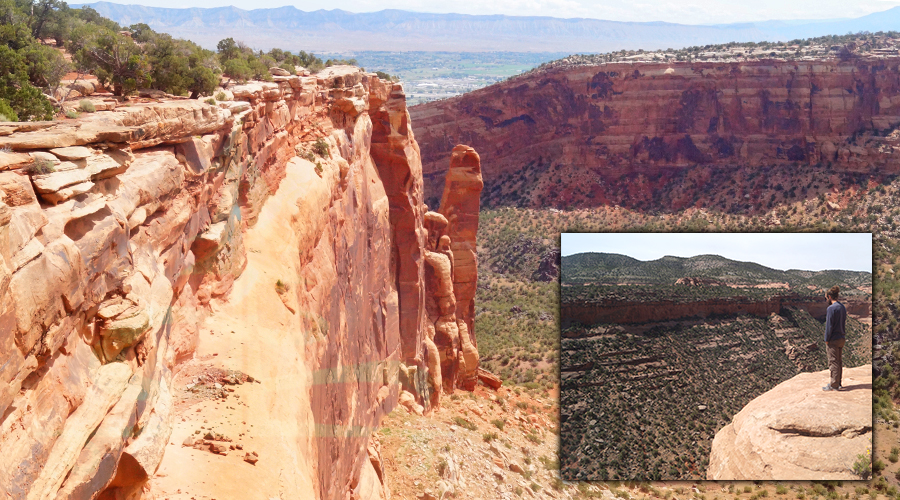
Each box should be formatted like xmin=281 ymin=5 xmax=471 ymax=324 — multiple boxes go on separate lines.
xmin=561 ymin=252 xmax=872 ymax=290
xmin=74 ymin=1 xmax=900 ymax=52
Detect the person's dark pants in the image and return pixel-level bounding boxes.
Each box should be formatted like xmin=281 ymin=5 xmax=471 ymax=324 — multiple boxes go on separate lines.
xmin=826 ymin=337 xmax=846 ymax=388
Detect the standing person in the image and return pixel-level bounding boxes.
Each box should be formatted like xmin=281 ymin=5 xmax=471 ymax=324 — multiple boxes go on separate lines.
xmin=823 ymin=285 xmax=847 ymax=391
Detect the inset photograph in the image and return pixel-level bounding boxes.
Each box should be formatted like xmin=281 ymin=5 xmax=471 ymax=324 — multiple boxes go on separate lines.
xmin=559 ymin=233 xmax=873 ymax=481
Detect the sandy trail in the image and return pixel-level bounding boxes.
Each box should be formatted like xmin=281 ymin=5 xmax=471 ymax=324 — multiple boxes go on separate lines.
xmin=151 ymin=159 xmax=318 ymax=500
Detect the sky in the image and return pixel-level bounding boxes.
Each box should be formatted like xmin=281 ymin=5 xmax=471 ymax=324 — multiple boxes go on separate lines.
xmin=95 ymin=0 xmax=899 ymax=25
xmin=560 ymin=233 xmax=873 ymax=273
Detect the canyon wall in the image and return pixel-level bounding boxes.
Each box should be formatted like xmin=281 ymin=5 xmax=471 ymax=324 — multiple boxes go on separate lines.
xmin=411 ymin=57 xmax=900 ymax=207
xmin=561 ymin=294 xmax=871 ymax=328
xmin=0 ymin=67 xmax=459 ymax=500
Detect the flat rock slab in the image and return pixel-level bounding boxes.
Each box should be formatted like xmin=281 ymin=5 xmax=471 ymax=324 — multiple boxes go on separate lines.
xmin=50 ymin=146 xmax=93 ymax=161
xmin=32 ymin=168 xmax=90 ymax=194
xmin=708 ymin=364 xmax=872 ymax=480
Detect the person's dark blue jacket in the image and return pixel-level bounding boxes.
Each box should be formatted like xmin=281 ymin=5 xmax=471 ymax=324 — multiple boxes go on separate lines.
xmin=824 ymin=301 xmax=847 ymax=342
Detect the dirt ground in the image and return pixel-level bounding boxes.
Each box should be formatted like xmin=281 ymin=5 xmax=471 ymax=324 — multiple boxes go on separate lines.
xmin=149 ymin=159 xmax=319 ymax=500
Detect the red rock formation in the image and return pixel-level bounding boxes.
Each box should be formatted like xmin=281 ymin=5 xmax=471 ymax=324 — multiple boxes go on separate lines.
xmin=0 ymin=67 xmax=428 ymax=500
xmin=411 ymin=58 xmax=900 ymax=208
xmin=708 ymin=364 xmax=872 ymax=480
xmin=561 ymin=293 xmax=870 ymax=327
xmin=369 ymin=77 xmax=427 ymax=368
xmin=438 ymin=145 xmax=482 ymax=390
xmin=420 ymin=146 xmax=484 ymax=403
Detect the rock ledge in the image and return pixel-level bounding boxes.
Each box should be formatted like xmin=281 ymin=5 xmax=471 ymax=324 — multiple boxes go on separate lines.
xmin=708 ymin=364 xmax=872 ymax=480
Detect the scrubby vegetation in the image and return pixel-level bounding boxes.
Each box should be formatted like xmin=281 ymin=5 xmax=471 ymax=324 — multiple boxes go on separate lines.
xmin=558 ymin=308 xmax=868 ymax=480
xmin=562 ymin=253 xmax=872 ymax=291
xmin=529 ymin=31 xmax=900 ymax=72
xmin=475 ymin=279 xmax=559 ymax=393
xmin=0 ymin=0 xmax=350 ymax=119
xmin=216 ymin=37 xmax=327 ymax=83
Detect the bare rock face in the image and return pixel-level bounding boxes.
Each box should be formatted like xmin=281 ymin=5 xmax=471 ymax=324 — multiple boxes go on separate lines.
xmin=707 ymin=364 xmax=872 ymax=480
xmin=412 ymin=59 xmax=900 ymax=209
xmin=369 ymin=77 xmax=427 ymax=368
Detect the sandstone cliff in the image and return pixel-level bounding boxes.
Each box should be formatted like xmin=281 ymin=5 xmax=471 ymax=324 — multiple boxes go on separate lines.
xmin=0 ymin=67 xmax=480 ymax=500
xmin=411 ymin=57 xmax=900 ymax=208
xmin=707 ymin=364 xmax=872 ymax=480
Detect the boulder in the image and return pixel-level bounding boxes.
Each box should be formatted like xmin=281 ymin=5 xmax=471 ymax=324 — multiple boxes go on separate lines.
xmin=99 ymin=306 xmax=152 ymax=362
xmin=477 ymin=368 xmax=502 ymax=390
xmin=707 ymin=364 xmax=872 ymax=480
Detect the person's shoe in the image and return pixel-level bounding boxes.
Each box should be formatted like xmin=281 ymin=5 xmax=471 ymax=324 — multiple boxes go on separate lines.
xmin=823 ymin=384 xmax=835 ymax=391
xmin=836 ymin=385 xmax=844 ymax=391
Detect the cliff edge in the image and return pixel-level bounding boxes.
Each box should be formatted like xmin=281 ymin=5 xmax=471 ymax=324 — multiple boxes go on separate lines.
xmin=707 ymin=364 xmax=872 ymax=480
xmin=0 ymin=66 xmax=483 ymax=500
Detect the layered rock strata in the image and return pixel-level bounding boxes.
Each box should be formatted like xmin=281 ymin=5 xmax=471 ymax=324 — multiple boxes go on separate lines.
xmin=411 ymin=58 xmax=900 ymax=207
xmin=707 ymin=364 xmax=872 ymax=480
xmin=0 ymin=67 xmax=480 ymax=500
xmin=561 ymin=294 xmax=871 ymax=327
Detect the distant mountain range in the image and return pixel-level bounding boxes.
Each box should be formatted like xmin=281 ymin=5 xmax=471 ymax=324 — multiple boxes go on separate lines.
xmin=73 ymin=2 xmax=900 ymax=53
xmin=561 ymin=252 xmax=872 ymax=290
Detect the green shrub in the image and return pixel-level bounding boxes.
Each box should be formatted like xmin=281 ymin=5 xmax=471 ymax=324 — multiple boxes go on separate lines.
xmin=205 ymin=97 xmax=216 ymax=105
xmin=538 ymin=455 xmax=557 ymax=470
xmin=215 ymin=91 xmax=227 ymax=101
xmin=315 ymin=161 xmax=323 ymax=175
xmin=313 ymin=138 xmax=330 ymax=158
xmin=65 ymin=110 xmax=78 ymax=119
xmin=374 ymin=70 xmax=397 ymax=81
xmin=853 ymin=450 xmax=871 ymax=480
xmin=78 ymin=100 xmax=96 ymax=113
xmin=482 ymin=431 xmax=498 ymax=442
xmin=27 ymin=157 xmax=56 ymax=175
xmin=452 ymin=416 xmax=476 ymax=431
xmin=279 ymin=63 xmax=295 ymax=75
xmin=0 ymin=99 xmax=17 ymax=122
xmin=491 ymin=418 xmax=506 ymax=431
